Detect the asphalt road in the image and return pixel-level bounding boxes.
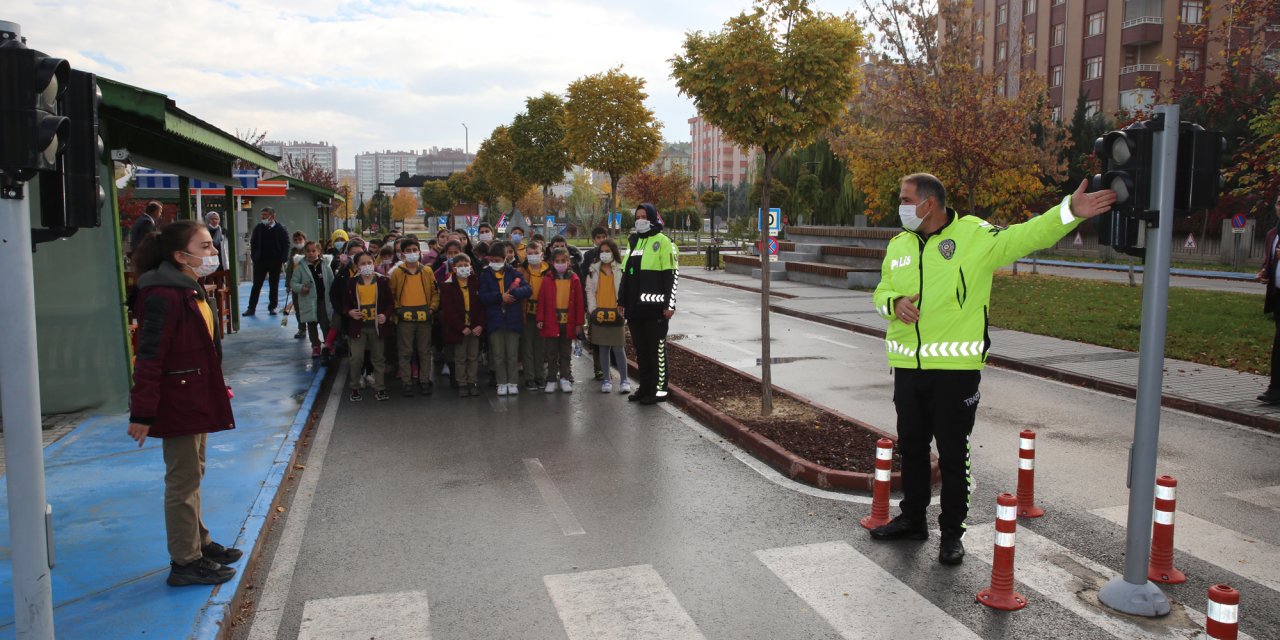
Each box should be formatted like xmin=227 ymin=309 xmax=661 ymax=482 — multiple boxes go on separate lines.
xmin=236 ymin=277 xmax=1280 ymax=639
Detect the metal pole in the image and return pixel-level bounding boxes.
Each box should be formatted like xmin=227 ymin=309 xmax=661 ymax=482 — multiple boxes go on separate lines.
xmin=0 ymin=182 xmax=57 ymax=638
xmin=1098 ymin=103 xmax=1178 ymax=618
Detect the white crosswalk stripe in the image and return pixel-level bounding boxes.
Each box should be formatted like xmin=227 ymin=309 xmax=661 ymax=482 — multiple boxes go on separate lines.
xmin=755 ymin=541 xmax=980 ymax=639
xmin=544 ymin=565 xmax=706 ymax=640
xmin=1227 ymin=485 xmax=1280 ymax=513
xmin=966 ymin=524 xmax=1254 ymax=640
xmin=1094 ymin=504 xmax=1280 ymax=593
xmin=297 ymin=590 xmax=430 ymax=640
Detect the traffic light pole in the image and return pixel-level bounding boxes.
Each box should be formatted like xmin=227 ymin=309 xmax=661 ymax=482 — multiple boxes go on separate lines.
xmin=0 ymin=179 xmax=57 ymax=638
xmin=1098 ymin=103 xmax=1179 ymax=618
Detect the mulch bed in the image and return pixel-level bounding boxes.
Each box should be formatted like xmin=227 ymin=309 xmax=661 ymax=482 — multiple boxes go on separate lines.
xmin=626 ymin=339 xmax=900 ymax=475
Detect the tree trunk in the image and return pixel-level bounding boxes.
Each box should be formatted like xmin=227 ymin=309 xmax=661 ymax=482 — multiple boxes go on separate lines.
xmin=610 ymin=174 xmax=620 ymax=228
xmin=760 ymin=152 xmax=774 ymax=417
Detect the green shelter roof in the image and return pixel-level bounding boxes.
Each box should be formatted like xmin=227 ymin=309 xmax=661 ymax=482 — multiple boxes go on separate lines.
xmin=267 ymin=173 xmax=345 ymax=202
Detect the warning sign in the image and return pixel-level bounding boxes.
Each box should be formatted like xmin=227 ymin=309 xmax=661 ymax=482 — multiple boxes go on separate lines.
xmin=1073 ymin=231 xmax=1083 ymax=247
xmin=1184 ymin=233 xmax=1197 ymax=249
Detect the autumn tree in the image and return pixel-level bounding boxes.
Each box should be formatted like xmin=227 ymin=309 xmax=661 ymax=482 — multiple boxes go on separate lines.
xmin=837 ymin=0 xmax=1064 ymax=224
xmin=565 ymin=169 xmax=602 ymax=229
xmin=672 ymin=0 xmax=866 ymax=415
xmin=421 ymin=179 xmax=457 ymax=217
xmin=699 ymin=189 xmax=726 ymax=231
xmin=333 ymin=175 xmax=356 ymax=224
xmin=390 ymin=189 xmax=420 ymax=226
xmin=564 ymin=67 xmax=664 ymax=216
xmin=473 ymin=125 xmax=532 ymax=215
xmin=449 ymin=164 xmax=496 ymax=209
xmin=279 ymin=154 xmax=337 ymax=190
xmin=510 ymin=92 xmax=572 ymax=216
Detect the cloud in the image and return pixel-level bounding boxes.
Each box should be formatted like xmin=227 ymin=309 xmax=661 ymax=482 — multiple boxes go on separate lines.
xmin=7 ymin=0 xmax=826 ymax=169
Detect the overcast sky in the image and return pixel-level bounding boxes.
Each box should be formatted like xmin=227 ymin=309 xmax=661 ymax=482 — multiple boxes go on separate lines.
xmin=8 ymin=0 xmax=865 ymax=170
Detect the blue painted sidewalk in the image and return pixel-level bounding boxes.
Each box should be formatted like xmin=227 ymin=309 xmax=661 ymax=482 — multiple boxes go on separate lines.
xmin=0 ymin=283 xmax=328 ymax=639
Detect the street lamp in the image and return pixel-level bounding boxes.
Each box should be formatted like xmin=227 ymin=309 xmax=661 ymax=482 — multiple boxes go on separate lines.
xmin=462 ymin=123 xmax=468 ymax=155
xmin=708 ymin=175 xmax=719 ymax=238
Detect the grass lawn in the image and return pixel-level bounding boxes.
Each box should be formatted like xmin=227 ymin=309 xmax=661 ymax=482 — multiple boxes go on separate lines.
xmin=990 ymin=273 xmax=1271 ymax=375
xmin=678 ymin=254 xmax=706 ymax=267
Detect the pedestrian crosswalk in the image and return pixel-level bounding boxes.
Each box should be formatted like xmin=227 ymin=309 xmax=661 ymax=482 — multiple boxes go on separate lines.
xmin=289 ymin=518 xmax=1277 ymax=639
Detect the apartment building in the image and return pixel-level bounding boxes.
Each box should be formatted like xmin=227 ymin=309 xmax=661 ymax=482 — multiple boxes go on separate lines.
xmin=970 ymin=0 xmax=1280 ymax=120
xmin=354 ymin=150 xmax=421 ymax=203
xmin=261 ymin=140 xmax=338 ymax=175
xmin=415 ymin=147 xmax=474 ymax=178
xmin=688 ymin=116 xmax=759 ymax=189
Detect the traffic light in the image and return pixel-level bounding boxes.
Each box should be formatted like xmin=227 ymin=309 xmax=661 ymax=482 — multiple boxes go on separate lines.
xmin=1090 ymin=121 xmax=1154 ymax=216
xmin=40 ymin=69 xmax=104 ymax=230
xmin=0 ymin=38 xmax=68 ymax=179
xmin=1174 ymin=123 xmax=1225 ymax=213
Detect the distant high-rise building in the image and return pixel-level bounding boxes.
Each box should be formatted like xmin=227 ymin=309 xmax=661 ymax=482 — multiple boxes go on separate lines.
xmin=354 ymin=150 xmax=421 ymax=203
xmin=261 ymin=140 xmax=338 ymax=176
xmin=415 ymin=147 xmax=475 ymax=178
xmin=688 ymin=116 xmax=758 ymax=190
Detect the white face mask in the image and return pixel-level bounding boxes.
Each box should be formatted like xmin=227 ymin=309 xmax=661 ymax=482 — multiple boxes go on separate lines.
xmin=478 ymin=232 xmax=494 ymax=242
xmin=899 ymin=203 xmax=928 ymax=232
xmin=403 ymin=252 xmax=420 ymax=264
xmin=358 ymin=265 xmax=375 ymax=277
xmin=634 ymin=219 xmax=651 ymax=234
xmin=599 ymin=252 xmax=613 ymax=264
xmin=293 ymin=242 xmax=305 ymax=250
xmin=527 ymin=254 xmax=543 ymax=266
xmin=183 ymin=252 xmax=220 ymax=278
xmin=489 ymin=261 xmax=505 ymax=271
xmin=456 ymin=266 xmax=473 ymax=278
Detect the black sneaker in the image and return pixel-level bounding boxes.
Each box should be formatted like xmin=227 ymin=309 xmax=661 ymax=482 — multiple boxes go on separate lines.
xmin=628 ymin=391 xmax=647 ymax=402
xmin=242 ymin=309 xmax=255 ymax=317
xmin=468 ymin=384 xmax=480 ymax=397
xmin=525 ymin=379 xmax=539 ymax=391
xmin=268 ymin=308 xmax=278 ymax=316
xmin=640 ymin=392 xmax=668 ymax=405
xmin=420 ymin=381 xmax=433 ymax=396
xmin=350 ymin=389 xmax=363 ymax=402
xmin=869 ymin=515 xmax=929 ymax=541
xmin=938 ymin=536 xmax=965 ymax=565
xmin=402 ymin=384 xmax=416 ymax=398
xmin=167 ymin=557 xmax=235 ymax=587
xmin=202 ymin=541 xmax=243 ymax=565
xmin=374 ymin=390 xmax=390 ymax=401
xmin=1258 ymin=389 xmax=1280 ymax=404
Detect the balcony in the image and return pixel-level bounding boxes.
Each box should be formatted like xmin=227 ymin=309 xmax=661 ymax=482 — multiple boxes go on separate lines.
xmin=1120 ymin=64 xmax=1161 ymax=91
xmin=1122 ymin=15 xmax=1164 ymax=46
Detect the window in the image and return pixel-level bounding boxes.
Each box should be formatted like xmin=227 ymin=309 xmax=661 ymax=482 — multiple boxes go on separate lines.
xmin=1085 ymin=99 xmax=1101 ymax=118
xmin=1180 ymin=0 xmax=1204 ymax=25
xmin=997 ymin=42 xmax=1008 ymax=61
xmin=1025 ymin=0 xmax=1036 ymax=16
xmin=1051 ymin=106 xmax=1063 ymax=121
xmin=1087 ymin=11 xmax=1105 ymax=36
xmin=1179 ymin=48 xmax=1203 ymax=70
xmin=996 ymin=76 xmax=1007 ymax=96
xmin=1051 ymin=64 xmax=1063 ymax=86
xmin=1053 ymin=0 xmax=1065 ymax=5
xmin=997 ymin=3 xmax=1008 ymax=24
xmin=1052 ymin=23 xmax=1065 ymax=46
xmin=1085 ymin=55 xmax=1103 ymax=79
xmin=1025 ymin=32 xmax=1036 ymax=49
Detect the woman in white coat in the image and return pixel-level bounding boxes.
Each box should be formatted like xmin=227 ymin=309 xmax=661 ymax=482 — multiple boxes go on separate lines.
xmin=584 ymin=238 xmax=631 ymax=394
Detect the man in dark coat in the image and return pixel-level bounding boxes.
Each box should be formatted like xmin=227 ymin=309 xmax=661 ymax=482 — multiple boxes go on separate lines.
xmin=1256 ymin=193 xmax=1280 ymax=404
xmin=129 ymin=201 xmax=161 ymax=257
xmin=244 ymin=206 xmax=290 ymax=316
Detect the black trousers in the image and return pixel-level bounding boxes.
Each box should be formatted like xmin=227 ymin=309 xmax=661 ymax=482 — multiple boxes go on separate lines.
xmin=893 ymin=367 xmax=981 ymax=537
xmin=247 ymin=262 xmax=282 ymax=312
xmin=630 ymin=318 xmax=669 ymax=397
xmin=1271 ymin=311 xmax=1280 ymax=391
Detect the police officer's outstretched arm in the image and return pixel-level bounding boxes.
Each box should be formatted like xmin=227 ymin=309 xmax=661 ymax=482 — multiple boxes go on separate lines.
xmin=984 ymin=180 xmax=1117 ymax=269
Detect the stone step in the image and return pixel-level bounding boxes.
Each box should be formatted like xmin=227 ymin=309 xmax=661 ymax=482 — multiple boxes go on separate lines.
xmin=783 ymin=261 xmax=880 ymax=290
xmin=786 ymin=225 xmax=899 ymax=250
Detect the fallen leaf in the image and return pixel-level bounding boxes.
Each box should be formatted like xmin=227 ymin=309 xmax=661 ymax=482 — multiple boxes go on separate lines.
xmin=276 ymin=506 xmax=285 ymax=513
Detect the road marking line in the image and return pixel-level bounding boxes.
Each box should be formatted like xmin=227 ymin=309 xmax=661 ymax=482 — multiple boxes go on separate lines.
xmin=711 ymin=339 xmax=756 ymax=355
xmin=246 ymin=367 xmax=348 ymax=640
xmin=967 ymin=523 xmax=1231 ymax=639
xmin=1226 ymin=485 xmax=1280 ymax=512
xmin=524 ymin=458 xmax=586 ymax=536
xmin=1093 ymin=504 xmax=1280 ymax=593
xmin=755 ymin=541 xmax=979 ymax=639
xmin=812 ymin=336 xmax=859 ymax=350
xmin=714 ymin=297 xmax=739 ymax=305
xmin=297 ymin=590 xmax=430 ymax=639
xmin=544 ymin=565 xmax=705 ymax=640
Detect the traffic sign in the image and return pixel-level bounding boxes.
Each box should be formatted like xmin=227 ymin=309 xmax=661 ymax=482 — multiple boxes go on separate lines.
xmin=545 ymin=215 xmax=556 ymax=227
xmin=1231 ymin=214 xmax=1246 ymax=234
xmin=437 ymin=215 xmax=448 ymax=230
xmin=767 ymin=236 xmax=780 ymax=262
xmin=758 ymin=207 xmax=782 ymax=235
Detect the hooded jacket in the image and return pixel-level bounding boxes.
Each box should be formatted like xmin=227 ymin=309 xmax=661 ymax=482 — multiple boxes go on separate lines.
xmin=537 ymin=271 xmax=585 ymax=338
xmin=478 ymin=263 xmax=533 ymax=332
xmin=619 ymin=203 xmax=678 ymax=322
xmin=130 ymin=262 xmax=235 ymax=438
xmin=439 ymin=271 xmax=482 ymax=344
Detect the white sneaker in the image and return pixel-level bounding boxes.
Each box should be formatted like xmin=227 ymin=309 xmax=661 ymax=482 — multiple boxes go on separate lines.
xmin=506 ymin=383 xmax=519 ymax=396
xmin=619 ymin=381 xmax=632 ymax=394
xmin=497 ymin=384 xmax=509 ymax=396
xmin=601 ymin=381 xmax=613 ymax=393
xmin=560 ymin=379 xmax=573 ymax=393
xmin=545 ymin=381 xmax=557 ymax=394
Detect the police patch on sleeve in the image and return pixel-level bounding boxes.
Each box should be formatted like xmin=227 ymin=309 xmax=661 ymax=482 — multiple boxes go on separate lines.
xmin=939 ymin=239 xmax=956 ymax=260
xmin=652 ymin=241 xmax=661 ymax=251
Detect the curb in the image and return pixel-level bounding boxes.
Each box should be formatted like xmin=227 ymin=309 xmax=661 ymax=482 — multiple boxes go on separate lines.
xmin=762 ymin=295 xmax=1280 ymax=435
xmin=682 ymin=273 xmax=798 ymax=299
xmin=632 ymin=344 xmax=941 ymax=493
xmin=196 ymin=363 xmax=331 ymax=639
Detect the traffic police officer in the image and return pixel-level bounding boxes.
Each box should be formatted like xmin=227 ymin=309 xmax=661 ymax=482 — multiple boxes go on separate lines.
xmin=620 ymin=203 xmax=678 ymax=404
xmin=869 ymin=174 xmax=1116 ymax=564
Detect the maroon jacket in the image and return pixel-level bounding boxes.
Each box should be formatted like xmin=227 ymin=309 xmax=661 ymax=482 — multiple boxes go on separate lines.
xmin=340 ymin=272 xmax=394 ymax=339
xmin=1264 ymin=226 xmax=1279 ymax=315
xmin=537 ymin=272 xmax=585 ymax=339
xmin=439 ymin=272 xmax=482 ymax=344
xmin=130 ymin=262 xmax=235 ymax=438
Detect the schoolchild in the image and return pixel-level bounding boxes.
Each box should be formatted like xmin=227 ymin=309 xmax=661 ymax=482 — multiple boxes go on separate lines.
xmin=439 ymin=254 xmax=482 ymax=397
xmin=289 ymin=241 xmax=334 ymax=357
xmin=388 ymin=239 xmax=440 ymax=396
xmin=478 ymin=242 xmax=531 ymax=396
xmin=340 ymin=252 xmax=392 ymax=401
xmin=519 ymin=240 xmax=549 ymax=390
xmin=537 ymin=248 xmax=584 ymax=393
xmin=585 ymin=238 xmax=631 ymax=393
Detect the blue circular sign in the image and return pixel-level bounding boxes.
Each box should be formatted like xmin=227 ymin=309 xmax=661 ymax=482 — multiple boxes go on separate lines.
xmin=1231 ymin=214 xmax=1247 ymax=229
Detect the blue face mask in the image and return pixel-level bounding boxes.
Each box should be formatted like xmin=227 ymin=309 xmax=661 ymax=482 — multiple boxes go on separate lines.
xmin=511 ymin=233 xmax=523 ymax=243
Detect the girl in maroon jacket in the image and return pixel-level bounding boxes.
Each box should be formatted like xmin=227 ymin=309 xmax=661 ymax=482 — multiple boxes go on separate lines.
xmin=536 ymin=248 xmax=585 ymax=393
xmin=439 ymin=254 xmax=483 ymax=397
xmin=127 ymin=221 xmax=241 ymax=587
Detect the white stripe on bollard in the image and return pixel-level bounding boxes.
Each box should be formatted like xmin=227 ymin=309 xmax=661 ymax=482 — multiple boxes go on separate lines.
xmin=996 ymin=504 xmax=1017 ymax=521
xmin=1154 ymin=509 xmax=1175 ymax=526
xmin=1207 ymin=601 xmax=1239 ymax=624
xmin=995 ymin=531 xmax=1016 ymax=548
xmin=874 ymin=468 xmax=891 ymax=482
xmin=1020 ymin=438 xmax=1035 ymax=450
xmin=1019 ymin=458 xmax=1034 ymax=470
xmin=1156 ymin=484 xmax=1176 ymax=501
xmin=876 ymin=447 xmax=893 ymax=461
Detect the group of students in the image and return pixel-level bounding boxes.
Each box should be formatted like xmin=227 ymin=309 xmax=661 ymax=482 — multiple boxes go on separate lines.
xmin=283 ymin=203 xmax=678 ymax=404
